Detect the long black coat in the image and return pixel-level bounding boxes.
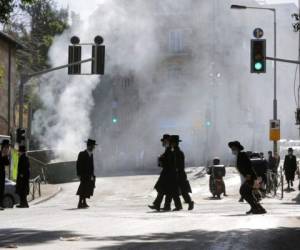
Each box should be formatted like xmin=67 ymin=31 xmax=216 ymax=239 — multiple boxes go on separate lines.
xmin=16 ymin=154 xmax=30 ymax=196
xmin=154 ymin=148 xmax=179 ymax=196
xmin=284 ymin=155 xmax=297 ymax=181
xmin=154 ymin=148 xmax=170 ymax=194
xmin=76 ymin=150 xmax=95 ymax=198
xmin=0 ymin=152 xmax=9 ymax=198
xmin=173 ymin=147 xmax=192 ymax=194
xmin=236 ymin=152 xmax=256 ymax=182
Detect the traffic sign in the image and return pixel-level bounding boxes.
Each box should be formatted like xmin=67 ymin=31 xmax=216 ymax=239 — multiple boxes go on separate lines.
xmin=269 ymin=120 xmax=280 ymax=141
xmin=253 ymin=28 xmax=264 ymax=39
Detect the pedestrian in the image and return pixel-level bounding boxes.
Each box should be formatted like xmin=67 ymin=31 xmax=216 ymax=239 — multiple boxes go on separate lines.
xmin=16 ymin=145 xmax=30 ymax=208
xmin=76 ymin=139 xmax=97 ymax=209
xmin=228 ymin=141 xmax=266 ymax=214
xmin=149 ymin=134 xmax=171 ymax=211
xmin=0 ymin=140 xmax=10 ymax=210
xmin=170 ymin=135 xmax=194 ymax=210
xmin=163 ymin=136 xmax=182 ymax=211
xmin=283 ymin=148 xmax=297 ymax=191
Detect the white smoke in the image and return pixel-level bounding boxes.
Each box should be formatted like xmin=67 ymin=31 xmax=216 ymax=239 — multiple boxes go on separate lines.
xmin=32 ymin=0 xmax=299 ymax=169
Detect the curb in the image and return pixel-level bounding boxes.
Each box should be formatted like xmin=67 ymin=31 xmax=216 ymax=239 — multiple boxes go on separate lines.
xmin=30 ymin=186 xmax=63 ymax=206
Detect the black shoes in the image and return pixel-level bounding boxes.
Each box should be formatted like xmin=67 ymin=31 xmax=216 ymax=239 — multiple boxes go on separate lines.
xmin=17 ymin=204 xmax=29 ymax=208
xmin=188 ymin=201 xmax=194 ymax=211
xmin=172 ymin=207 xmax=183 ymax=211
xmin=148 ymin=205 xmax=160 ymax=211
xmin=78 ymin=203 xmax=88 ymax=209
xmin=246 ymin=205 xmax=267 ymax=215
xmin=162 ymin=207 xmax=171 ymax=212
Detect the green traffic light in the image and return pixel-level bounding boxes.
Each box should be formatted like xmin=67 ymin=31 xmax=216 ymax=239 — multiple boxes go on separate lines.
xmin=112 ymin=118 xmax=118 ymax=124
xmin=254 ymin=62 xmax=263 ymax=71
xmin=205 ymin=121 xmax=212 ymax=127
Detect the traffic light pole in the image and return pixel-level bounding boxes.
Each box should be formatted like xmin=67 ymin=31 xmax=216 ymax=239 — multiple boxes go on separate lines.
xmin=18 ymin=58 xmax=93 ymax=129
xmin=273 ymin=9 xmax=278 ymax=157
xmin=231 ymin=5 xmax=278 ymax=155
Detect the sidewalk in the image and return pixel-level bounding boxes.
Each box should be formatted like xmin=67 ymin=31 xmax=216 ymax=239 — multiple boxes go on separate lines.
xmin=29 ymin=184 xmax=62 ymax=205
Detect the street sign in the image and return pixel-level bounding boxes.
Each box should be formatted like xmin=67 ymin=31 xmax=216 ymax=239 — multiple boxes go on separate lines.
xmin=269 ymin=120 xmax=280 ymax=141
xmin=253 ymin=28 xmax=264 ymax=39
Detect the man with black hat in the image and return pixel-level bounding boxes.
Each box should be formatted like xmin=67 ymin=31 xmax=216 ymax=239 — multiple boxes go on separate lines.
xmin=0 ymin=140 xmax=10 ymax=210
xmin=149 ymin=134 xmax=171 ymax=211
xmin=283 ymin=148 xmax=297 ymax=191
xmin=16 ymin=145 xmax=30 ymax=208
xmin=170 ymin=135 xmax=194 ymax=210
xmin=76 ymin=139 xmax=97 ymax=209
xmin=228 ymin=141 xmax=266 ymax=215
xmin=162 ymin=135 xmax=183 ymax=211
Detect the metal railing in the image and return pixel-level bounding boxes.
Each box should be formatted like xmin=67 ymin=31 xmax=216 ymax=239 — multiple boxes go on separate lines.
xmin=29 ymin=175 xmax=41 ymax=200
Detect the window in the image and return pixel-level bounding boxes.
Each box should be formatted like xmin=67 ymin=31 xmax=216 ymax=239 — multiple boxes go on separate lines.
xmin=169 ymin=30 xmax=184 ymax=53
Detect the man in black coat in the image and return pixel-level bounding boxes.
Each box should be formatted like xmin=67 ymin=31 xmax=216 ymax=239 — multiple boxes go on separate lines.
xmin=16 ymin=145 xmax=30 ymax=208
xmin=171 ymin=135 xmax=194 ymax=210
xmin=228 ymin=141 xmax=266 ymax=214
xmin=0 ymin=140 xmax=10 ymax=210
xmin=283 ymin=148 xmax=297 ymax=190
xmin=149 ymin=134 xmax=171 ymax=211
xmin=162 ymin=135 xmax=184 ymax=211
xmin=76 ymin=139 xmax=97 ymax=209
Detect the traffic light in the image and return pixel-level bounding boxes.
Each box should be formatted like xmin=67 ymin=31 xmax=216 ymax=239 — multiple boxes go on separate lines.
xmin=205 ymin=121 xmax=212 ymax=128
xmin=91 ymin=36 xmax=105 ymax=75
xmin=16 ymin=128 xmax=26 ymax=144
xmin=112 ymin=117 xmax=118 ymax=124
xmin=68 ymin=36 xmax=82 ymax=75
xmin=251 ymin=39 xmax=266 ymax=73
xmin=295 ymin=108 xmax=300 ymax=125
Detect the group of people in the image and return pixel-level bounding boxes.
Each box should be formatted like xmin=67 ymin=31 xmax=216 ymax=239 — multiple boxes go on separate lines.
xmin=0 ymin=139 xmax=30 ymax=210
xmin=148 ymin=134 xmax=194 ymax=212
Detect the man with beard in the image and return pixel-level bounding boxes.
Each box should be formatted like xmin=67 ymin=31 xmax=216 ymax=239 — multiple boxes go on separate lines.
xmin=228 ymin=141 xmax=266 ymax=215
xmin=0 ymin=140 xmax=10 ymax=210
xmin=16 ymin=145 xmax=30 ymax=208
xmin=76 ymin=139 xmax=97 ymax=209
xmin=148 ymin=134 xmax=171 ymax=211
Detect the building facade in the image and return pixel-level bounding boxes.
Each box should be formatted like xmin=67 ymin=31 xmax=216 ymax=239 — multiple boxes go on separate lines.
xmin=0 ymin=32 xmax=22 ymax=136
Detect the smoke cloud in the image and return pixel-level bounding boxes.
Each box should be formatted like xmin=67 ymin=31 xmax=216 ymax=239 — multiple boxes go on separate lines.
xmin=32 ymin=0 xmax=299 ymax=171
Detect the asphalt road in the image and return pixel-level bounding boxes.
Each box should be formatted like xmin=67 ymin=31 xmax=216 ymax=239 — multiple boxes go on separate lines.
xmin=0 ymin=168 xmax=300 ymax=250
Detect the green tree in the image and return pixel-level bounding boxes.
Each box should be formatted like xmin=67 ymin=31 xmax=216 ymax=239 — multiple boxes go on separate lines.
xmin=0 ymin=0 xmax=35 ymax=23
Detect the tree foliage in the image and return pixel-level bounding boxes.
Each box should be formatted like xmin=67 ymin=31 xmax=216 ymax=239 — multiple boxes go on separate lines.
xmin=0 ymin=0 xmax=34 ymax=23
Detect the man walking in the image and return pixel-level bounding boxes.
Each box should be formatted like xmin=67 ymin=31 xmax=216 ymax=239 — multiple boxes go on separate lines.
xmin=283 ymin=148 xmax=297 ymax=191
xmin=76 ymin=139 xmax=97 ymax=209
xmin=16 ymin=145 xmax=30 ymax=208
xmin=171 ymin=135 xmax=194 ymax=210
xmin=228 ymin=141 xmax=266 ymax=215
xmin=0 ymin=140 xmax=10 ymax=210
xmin=149 ymin=134 xmax=171 ymax=211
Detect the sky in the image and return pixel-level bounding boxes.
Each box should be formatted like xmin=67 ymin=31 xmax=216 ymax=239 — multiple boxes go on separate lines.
xmin=55 ymin=0 xmax=299 ymax=20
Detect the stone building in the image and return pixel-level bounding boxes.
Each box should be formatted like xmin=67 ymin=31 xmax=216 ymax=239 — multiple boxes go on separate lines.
xmin=0 ymin=31 xmax=23 ymax=136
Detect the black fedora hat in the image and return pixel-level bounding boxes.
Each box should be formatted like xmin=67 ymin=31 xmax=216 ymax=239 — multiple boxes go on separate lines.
xmin=170 ymin=135 xmax=182 ymax=143
xmin=160 ymin=134 xmax=170 ymax=142
xmin=228 ymin=141 xmax=244 ymax=151
xmin=85 ymin=139 xmax=98 ymax=146
xmin=288 ymin=147 xmax=294 ymax=152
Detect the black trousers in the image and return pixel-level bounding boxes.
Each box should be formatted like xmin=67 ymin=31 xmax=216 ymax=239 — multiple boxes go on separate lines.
xmin=0 ymin=177 xmax=4 ymax=207
xmin=19 ymin=194 xmax=28 ymax=206
xmin=153 ymin=192 xmax=164 ymax=207
xmin=240 ymin=181 xmax=259 ymax=209
xmin=182 ymin=192 xmax=192 ymax=204
xmin=165 ymin=194 xmax=182 ymax=209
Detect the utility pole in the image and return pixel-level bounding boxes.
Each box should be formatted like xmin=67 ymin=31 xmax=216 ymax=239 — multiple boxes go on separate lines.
xmin=298 ymin=0 xmax=300 ymax=137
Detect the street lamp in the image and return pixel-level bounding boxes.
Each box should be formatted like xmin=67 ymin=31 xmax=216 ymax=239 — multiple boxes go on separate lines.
xmin=231 ymin=4 xmax=278 ymax=155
